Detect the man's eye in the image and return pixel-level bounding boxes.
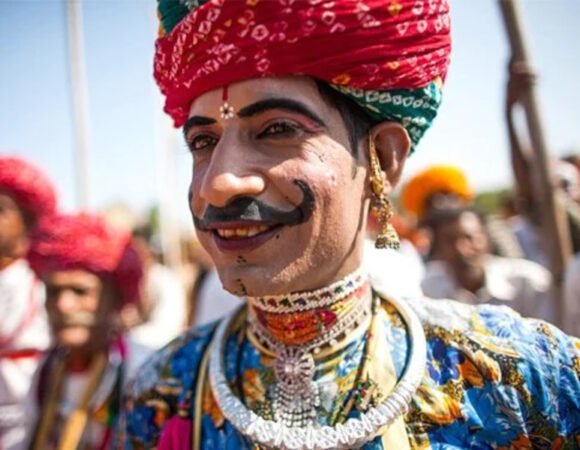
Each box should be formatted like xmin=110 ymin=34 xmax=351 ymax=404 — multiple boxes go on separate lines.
xmin=259 ymin=121 xmax=301 ymax=138
xmin=73 ymin=287 xmax=90 ymax=296
xmin=188 ymin=134 xmax=217 ymax=152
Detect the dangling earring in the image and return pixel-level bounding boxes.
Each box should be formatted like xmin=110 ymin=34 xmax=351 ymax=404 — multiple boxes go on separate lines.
xmin=368 ymin=135 xmax=400 ymax=250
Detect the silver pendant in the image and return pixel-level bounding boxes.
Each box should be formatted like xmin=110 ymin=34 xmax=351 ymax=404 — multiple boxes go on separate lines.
xmin=272 ymin=346 xmax=319 ymax=427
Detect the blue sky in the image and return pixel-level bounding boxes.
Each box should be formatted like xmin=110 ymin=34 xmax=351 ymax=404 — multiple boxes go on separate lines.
xmin=1 ymin=1 xmax=579 ymax=225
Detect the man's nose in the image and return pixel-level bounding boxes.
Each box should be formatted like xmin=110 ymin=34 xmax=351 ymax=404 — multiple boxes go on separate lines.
xmin=198 ymin=136 xmax=266 ymax=208
xmin=55 ymin=290 xmax=78 ymax=313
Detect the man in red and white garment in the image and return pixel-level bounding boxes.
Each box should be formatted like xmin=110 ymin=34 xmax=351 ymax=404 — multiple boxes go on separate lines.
xmin=0 ymin=156 xmax=56 ymax=450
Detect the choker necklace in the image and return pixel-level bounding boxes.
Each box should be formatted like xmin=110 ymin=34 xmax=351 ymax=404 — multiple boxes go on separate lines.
xmin=247 ymin=269 xmax=368 ymax=346
xmin=248 ymin=269 xmax=366 ymax=314
xmin=248 ymin=292 xmax=373 ymax=428
xmin=209 ymin=294 xmax=426 ymax=450
xmin=246 ymin=269 xmax=371 ymax=427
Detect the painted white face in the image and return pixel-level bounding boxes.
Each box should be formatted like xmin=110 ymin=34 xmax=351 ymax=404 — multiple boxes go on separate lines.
xmin=186 ymin=76 xmax=370 ymax=296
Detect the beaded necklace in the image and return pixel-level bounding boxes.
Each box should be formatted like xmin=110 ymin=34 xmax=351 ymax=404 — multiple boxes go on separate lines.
xmin=249 ymin=269 xmax=366 ymax=313
xmin=245 ymin=270 xmax=372 ymax=427
xmin=248 ymin=294 xmax=373 ymax=428
xmin=209 ymin=293 xmax=426 ymax=450
xmin=247 ymin=269 xmax=368 ymax=346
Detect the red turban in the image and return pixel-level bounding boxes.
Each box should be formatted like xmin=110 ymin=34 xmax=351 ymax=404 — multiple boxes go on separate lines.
xmin=154 ymin=0 xmax=451 ymax=131
xmin=0 ymin=156 xmax=57 ymax=223
xmin=27 ymin=213 xmax=143 ymax=307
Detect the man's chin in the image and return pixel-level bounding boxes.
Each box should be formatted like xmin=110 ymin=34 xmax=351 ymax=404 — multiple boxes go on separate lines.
xmin=216 ymin=260 xmax=316 ymax=297
xmin=54 ymin=327 xmax=91 ymax=348
xmin=454 ymin=260 xmax=483 ymax=277
xmin=216 ymin=264 xmax=293 ymax=297
xmin=217 ymin=264 xmax=268 ymax=297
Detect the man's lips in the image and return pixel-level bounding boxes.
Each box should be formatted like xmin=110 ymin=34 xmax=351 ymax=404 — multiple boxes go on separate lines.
xmin=202 ymin=222 xmax=283 ymax=252
xmin=53 ymin=316 xmax=97 ymax=329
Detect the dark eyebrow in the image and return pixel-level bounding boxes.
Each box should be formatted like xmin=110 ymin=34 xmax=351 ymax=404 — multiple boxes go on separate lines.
xmin=237 ymin=98 xmax=327 ymax=128
xmin=183 ymin=116 xmax=217 ymax=139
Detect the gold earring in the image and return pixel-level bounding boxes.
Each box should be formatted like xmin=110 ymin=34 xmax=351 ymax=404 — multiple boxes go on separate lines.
xmin=368 ymin=135 xmax=400 ymax=250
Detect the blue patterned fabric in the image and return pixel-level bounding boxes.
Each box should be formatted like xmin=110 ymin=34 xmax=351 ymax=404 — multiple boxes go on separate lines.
xmin=117 ymin=297 xmax=580 ymax=449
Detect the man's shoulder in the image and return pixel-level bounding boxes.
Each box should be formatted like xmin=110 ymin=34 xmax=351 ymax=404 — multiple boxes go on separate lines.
xmin=409 ymin=295 xmax=555 ymax=339
xmin=0 ymin=258 xmax=36 ymax=290
xmin=125 ymin=320 xmax=218 ymax=401
xmin=403 ymin=297 xmax=580 ymax=445
xmin=407 ymin=295 xmax=579 ymax=380
xmin=118 ymin=320 xmax=223 ymax=447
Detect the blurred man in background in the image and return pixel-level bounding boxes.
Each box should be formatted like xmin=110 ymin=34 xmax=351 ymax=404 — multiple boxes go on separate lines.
xmin=401 ymin=164 xmax=523 ymax=259
xmin=421 ymin=207 xmax=554 ymax=322
xmin=0 ymin=156 xmax=55 ymax=450
xmin=506 ymin=63 xmax=580 ymax=267
xmin=26 ymin=213 xmax=152 ymax=449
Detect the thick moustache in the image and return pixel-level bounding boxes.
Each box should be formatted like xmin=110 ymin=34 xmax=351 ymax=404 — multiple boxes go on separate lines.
xmin=192 ymin=180 xmax=315 ymax=235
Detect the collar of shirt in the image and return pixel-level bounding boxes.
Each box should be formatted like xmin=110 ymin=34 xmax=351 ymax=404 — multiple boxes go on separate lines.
xmin=425 ymin=257 xmax=518 ymax=304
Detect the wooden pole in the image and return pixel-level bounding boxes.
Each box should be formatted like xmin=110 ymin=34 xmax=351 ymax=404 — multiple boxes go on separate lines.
xmin=498 ymin=0 xmax=572 ymax=327
xmin=66 ymin=0 xmax=91 ymax=210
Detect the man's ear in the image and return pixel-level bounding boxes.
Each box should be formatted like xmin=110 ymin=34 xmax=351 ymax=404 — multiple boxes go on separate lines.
xmin=368 ymin=122 xmax=411 ymax=193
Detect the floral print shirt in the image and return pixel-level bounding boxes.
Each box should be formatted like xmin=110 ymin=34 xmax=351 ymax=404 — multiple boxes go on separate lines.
xmin=117 ymin=296 xmax=580 ymax=449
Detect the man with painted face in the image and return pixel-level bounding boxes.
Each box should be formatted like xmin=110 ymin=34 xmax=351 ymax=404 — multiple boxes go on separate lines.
xmin=0 ymin=156 xmax=54 ymax=450
xmin=26 ymin=213 xmax=152 ymax=449
xmin=118 ymin=1 xmax=580 ymax=448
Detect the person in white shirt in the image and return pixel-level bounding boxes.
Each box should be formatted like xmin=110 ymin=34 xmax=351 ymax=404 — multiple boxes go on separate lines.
xmin=0 ymin=156 xmax=55 ymax=450
xmin=362 ymin=240 xmax=424 ymax=300
xmin=193 ymin=269 xmax=243 ymax=326
xmin=421 ymin=206 xmax=554 ymax=323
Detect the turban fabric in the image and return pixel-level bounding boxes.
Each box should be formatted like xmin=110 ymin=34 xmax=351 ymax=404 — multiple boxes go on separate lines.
xmin=154 ymin=0 xmax=451 ymax=150
xmin=27 ymin=214 xmax=143 ymax=307
xmin=401 ymin=165 xmax=474 ymax=219
xmin=0 ymin=156 xmax=57 ymax=223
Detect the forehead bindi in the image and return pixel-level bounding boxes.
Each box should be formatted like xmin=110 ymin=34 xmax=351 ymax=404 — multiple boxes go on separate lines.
xmin=188 ymin=77 xmax=328 ymax=122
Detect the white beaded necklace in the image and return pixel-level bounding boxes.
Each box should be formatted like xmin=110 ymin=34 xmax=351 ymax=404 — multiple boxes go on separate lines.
xmin=208 ymin=293 xmax=426 ymax=450
xmin=248 ymin=293 xmax=373 ymax=428
xmin=246 ymin=268 xmax=366 ymax=314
